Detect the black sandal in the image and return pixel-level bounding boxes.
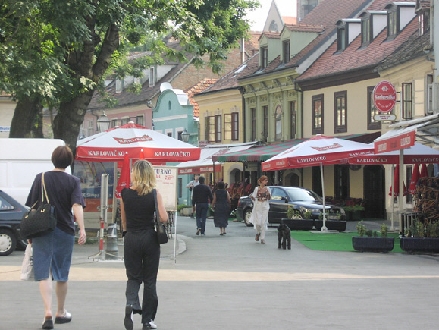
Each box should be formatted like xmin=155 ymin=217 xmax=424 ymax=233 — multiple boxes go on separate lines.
xmin=42 ymin=316 xmax=53 ymax=329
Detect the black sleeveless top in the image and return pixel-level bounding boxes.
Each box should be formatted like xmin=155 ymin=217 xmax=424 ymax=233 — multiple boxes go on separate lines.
xmin=121 ymin=188 xmax=155 ymax=231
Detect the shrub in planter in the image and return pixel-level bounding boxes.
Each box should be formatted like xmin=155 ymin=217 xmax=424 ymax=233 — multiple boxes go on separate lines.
xmin=352 ymin=221 xmax=394 ymax=252
xmin=400 ymin=219 xmax=439 ymax=253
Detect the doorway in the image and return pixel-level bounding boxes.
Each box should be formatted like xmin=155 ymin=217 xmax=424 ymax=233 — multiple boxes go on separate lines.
xmin=363 ymin=165 xmax=385 ymax=218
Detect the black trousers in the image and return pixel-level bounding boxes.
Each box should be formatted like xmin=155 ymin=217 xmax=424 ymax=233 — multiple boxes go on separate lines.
xmin=124 ymin=229 xmax=160 ymax=324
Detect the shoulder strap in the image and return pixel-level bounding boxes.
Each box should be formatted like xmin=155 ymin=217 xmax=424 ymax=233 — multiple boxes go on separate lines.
xmin=41 ymin=172 xmax=50 ymax=203
xmin=153 ymin=189 xmax=160 ymax=224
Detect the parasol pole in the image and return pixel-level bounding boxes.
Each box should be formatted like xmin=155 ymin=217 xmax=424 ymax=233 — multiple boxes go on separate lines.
xmin=173 ymin=211 xmax=177 ymax=263
xmin=320 ymin=163 xmax=328 ymax=232
xmin=390 ymin=165 xmax=395 ymax=231
xmin=398 ymin=149 xmax=404 ymax=234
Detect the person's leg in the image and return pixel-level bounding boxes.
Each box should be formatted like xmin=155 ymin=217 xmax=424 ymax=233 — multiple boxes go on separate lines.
xmin=200 ymin=203 xmax=209 ymax=234
xmin=255 ymin=225 xmax=261 ymax=241
xmin=141 ymin=231 xmax=160 ymax=326
xmin=124 ymin=232 xmax=143 ymax=308
xmin=195 ymin=205 xmax=202 ymax=233
xmin=55 ymin=281 xmax=67 ymax=316
xmin=39 ymin=279 xmax=53 ymax=317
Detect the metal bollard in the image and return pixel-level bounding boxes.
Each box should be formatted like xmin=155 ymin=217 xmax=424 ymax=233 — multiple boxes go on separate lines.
xmin=105 ymin=223 xmax=119 ymax=260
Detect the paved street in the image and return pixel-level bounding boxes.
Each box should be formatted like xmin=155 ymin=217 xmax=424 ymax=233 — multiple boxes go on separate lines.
xmin=1 ymin=216 xmax=439 ymax=330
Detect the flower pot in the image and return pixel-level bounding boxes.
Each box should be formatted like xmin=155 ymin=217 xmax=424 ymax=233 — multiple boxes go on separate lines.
xmin=280 ymin=218 xmax=314 ymax=231
xmin=400 ymin=237 xmax=439 ymax=253
xmin=352 ymin=237 xmax=394 ymax=252
xmin=179 ymin=207 xmax=193 ymax=216
xmin=345 ymin=210 xmax=364 ymax=221
xmin=315 ymin=220 xmax=346 ymax=232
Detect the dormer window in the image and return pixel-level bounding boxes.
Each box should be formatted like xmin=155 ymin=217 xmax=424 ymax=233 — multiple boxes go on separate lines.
xmin=149 ymin=67 xmax=155 ymax=87
xmin=282 ymin=40 xmax=290 ymax=64
xmin=261 ymin=46 xmax=268 ymax=68
xmin=386 ymin=3 xmax=416 ymax=40
xmin=387 ymin=7 xmax=398 ymax=38
xmin=361 ymin=15 xmax=371 ymax=46
xmin=337 ymin=25 xmax=346 ymax=52
xmin=419 ymin=9 xmax=430 ymax=36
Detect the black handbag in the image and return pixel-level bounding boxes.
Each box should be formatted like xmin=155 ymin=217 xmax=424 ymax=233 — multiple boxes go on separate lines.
xmin=20 ymin=172 xmax=57 ymax=240
xmin=153 ymin=189 xmax=168 ymax=244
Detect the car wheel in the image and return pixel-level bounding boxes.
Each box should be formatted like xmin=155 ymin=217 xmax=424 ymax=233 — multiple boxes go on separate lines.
xmin=244 ymin=209 xmax=253 ymax=227
xmin=0 ymin=228 xmax=17 ymax=256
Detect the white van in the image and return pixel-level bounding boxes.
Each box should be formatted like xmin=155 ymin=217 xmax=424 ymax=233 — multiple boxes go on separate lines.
xmin=0 ymin=138 xmax=68 ymax=205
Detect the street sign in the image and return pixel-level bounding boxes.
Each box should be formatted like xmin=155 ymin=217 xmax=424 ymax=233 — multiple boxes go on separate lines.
xmin=374 ymin=114 xmax=396 ymax=121
xmin=373 ymin=80 xmax=397 ymax=113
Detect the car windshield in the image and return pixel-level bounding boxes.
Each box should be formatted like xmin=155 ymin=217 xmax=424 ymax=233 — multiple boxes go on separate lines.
xmin=283 ymin=187 xmax=322 ymax=202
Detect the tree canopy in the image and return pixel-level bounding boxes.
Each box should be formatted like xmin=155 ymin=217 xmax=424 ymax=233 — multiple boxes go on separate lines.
xmin=1 ymin=0 xmax=259 ymax=150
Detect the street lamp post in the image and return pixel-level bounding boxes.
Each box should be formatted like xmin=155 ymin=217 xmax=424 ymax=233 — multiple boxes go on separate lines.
xmin=97 ymin=112 xmax=111 ymax=132
xmin=181 ymin=129 xmax=190 ymax=143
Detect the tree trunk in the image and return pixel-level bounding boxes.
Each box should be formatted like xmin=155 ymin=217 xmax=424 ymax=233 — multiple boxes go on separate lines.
xmin=53 ymin=91 xmax=94 ymax=154
xmin=9 ymin=97 xmax=43 ymax=138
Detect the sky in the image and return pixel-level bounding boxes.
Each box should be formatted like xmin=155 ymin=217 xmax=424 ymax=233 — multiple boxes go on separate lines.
xmin=246 ymin=0 xmax=297 ymax=31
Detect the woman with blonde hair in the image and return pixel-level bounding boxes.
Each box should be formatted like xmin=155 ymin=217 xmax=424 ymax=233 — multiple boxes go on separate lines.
xmin=120 ymin=160 xmax=168 ymax=330
xmin=249 ymin=175 xmax=271 ymax=244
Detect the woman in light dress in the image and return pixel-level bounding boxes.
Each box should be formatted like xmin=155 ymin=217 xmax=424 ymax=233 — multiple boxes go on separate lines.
xmin=249 ymin=175 xmax=271 ymax=244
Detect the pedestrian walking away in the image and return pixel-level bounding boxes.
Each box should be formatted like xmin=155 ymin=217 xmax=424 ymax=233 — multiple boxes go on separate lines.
xmin=120 ymin=160 xmax=169 ymax=330
xmin=211 ymin=181 xmax=231 ymax=235
xmin=192 ymin=176 xmax=213 ymax=236
xmin=248 ymin=175 xmax=271 ymax=244
xmin=186 ymin=175 xmax=200 ymax=218
xmin=25 ymin=145 xmax=87 ymax=330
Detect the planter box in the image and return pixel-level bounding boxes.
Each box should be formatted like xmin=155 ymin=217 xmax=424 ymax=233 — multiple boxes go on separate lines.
xmin=281 ymin=218 xmax=314 ymax=231
xmin=352 ymin=237 xmax=394 ymax=252
xmin=345 ymin=210 xmax=364 ymax=221
xmin=314 ymin=220 xmax=347 ymax=232
xmin=400 ymin=237 xmax=439 ymax=253
xmin=179 ymin=207 xmax=193 ymax=216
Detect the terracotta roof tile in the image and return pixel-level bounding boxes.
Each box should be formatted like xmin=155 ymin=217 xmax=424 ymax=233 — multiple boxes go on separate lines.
xmin=184 ymin=79 xmax=218 ymax=118
xmin=282 ymin=16 xmax=297 ymax=25
xmin=296 ymin=16 xmax=420 ymax=82
xmin=200 ymin=53 xmax=260 ymax=94
xmin=284 ymin=23 xmax=325 ymax=33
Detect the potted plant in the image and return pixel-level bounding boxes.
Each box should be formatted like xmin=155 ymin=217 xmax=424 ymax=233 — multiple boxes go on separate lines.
xmin=400 ymin=219 xmax=439 ymax=253
xmin=344 ymin=204 xmax=365 ymax=221
xmin=281 ymin=206 xmax=314 ymax=231
xmin=352 ymin=221 xmax=394 ymax=252
xmin=178 ymin=204 xmax=193 ymax=216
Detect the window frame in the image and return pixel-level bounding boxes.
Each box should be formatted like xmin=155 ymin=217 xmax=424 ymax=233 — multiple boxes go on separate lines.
xmin=337 ymin=25 xmax=346 ymax=51
xmin=215 ymin=114 xmax=222 ymax=142
xmin=282 ymin=39 xmax=290 ymax=64
xmin=274 ymin=105 xmax=282 ymax=141
xmin=262 ymin=105 xmax=269 ymax=142
xmin=231 ymin=112 xmax=239 ymax=140
xmin=367 ymin=86 xmax=381 ymax=130
xmin=387 ymin=7 xmax=398 ymax=39
xmin=251 ymin=108 xmax=257 ymax=141
xmin=361 ymin=16 xmax=371 ymax=46
xmin=289 ymin=101 xmax=296 ymax=140
xmin=261 ymin=46 xmax=268 ymax=68
xmin=312 ymin=94 xmax=324 ymax=135
xmin=401 ymin=82 xmax=413 ymax=120
xmin=334 ymin=91 xmax=347 ymax=133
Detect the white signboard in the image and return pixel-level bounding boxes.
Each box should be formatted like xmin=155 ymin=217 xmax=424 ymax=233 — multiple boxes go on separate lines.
xmin=374 ymin=114 xmax=397 ymax=121
xmin=154 ymin=166 xmax=177 ymax=211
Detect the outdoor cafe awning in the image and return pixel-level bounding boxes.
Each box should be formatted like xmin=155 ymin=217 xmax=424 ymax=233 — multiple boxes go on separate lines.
xmin=177 ymin=142 xmax=256 ymax=174
xmin=213 ymin=132 xmax=381 ymax=163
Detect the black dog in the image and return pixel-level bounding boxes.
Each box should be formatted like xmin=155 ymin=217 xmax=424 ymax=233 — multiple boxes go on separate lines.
xmin=278 ymin=224 xmax=291 ymax=250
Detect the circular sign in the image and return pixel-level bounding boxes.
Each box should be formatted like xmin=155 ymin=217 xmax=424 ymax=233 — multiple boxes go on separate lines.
xmin=373 ymin=80 xmax=397 ymax=113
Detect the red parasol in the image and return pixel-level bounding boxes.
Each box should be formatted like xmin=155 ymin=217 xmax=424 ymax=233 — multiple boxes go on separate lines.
xmin=408 ymin=164 xmax=420 ymax=194
xmin=420 ymin=163 xmax=428 ymax=178
xmin=76 ymin=122 xmax=200 ymax=163
xmin=389 ymin=164 xmax=407 ymax=196
xmin=115 ymin=153 xmax=130 ymax=198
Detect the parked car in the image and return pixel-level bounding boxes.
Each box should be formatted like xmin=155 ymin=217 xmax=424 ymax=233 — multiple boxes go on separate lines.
xmin=236 ymin=186 xmax=346 ymax=227
xmin=0 ymin=190 xmax=28 ymax=256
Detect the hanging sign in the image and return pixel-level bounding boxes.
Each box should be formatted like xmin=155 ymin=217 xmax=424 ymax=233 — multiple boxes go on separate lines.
xmin=373 ymin=80 xmax=397 ymax=113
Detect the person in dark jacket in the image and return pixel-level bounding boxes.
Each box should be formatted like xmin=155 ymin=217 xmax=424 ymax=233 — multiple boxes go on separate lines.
xmin=191 ymin=176 xmax=213 ymax=235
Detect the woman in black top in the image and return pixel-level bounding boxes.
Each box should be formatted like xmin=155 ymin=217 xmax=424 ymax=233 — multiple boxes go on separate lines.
xmin=211 ymin=181 xmax=231 ymax=235
xmin=121 ymin=160 xmax=168 ymax=330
